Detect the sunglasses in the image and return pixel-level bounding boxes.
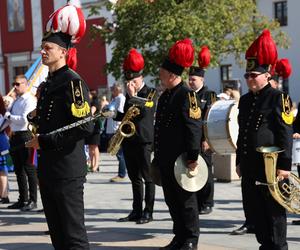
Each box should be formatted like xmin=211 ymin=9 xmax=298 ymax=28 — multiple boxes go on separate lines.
xmin=244 ymin=72 xmax=265 ymax=79
xmin=13 ymin=82 xmax=23 ymax=87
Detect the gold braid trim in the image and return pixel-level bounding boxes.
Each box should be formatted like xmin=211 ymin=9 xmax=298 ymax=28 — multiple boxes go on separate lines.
xmin=281 ymin=94 xmax=293 ymax=125
xmin=188 ymin=92 xmax=201 ymax=119
xmin=71 ymin=80 xmax=90 ymax=118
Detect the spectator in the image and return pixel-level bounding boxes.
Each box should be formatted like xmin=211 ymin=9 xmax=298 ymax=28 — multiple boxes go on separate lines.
xmin=106 ymin=83 xmax=127 ymax=182
xmin=5 ymin=75 xmax=38 ymax=211
xmin=85 ymin=90 xmax=101 ymax=172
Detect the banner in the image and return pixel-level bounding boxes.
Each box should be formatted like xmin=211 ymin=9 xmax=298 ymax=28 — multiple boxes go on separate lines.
xmin=25 ymin=56 xmax=48 ymax=95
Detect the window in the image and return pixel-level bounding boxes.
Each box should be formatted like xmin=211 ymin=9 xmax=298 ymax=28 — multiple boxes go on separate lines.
xmin=274 ymin=1 xmax=287 ymax=26
xmin=220 ymin=65 xmax=232 ymax=82
xmin=13 ymin=66 xmax=28 ymax=78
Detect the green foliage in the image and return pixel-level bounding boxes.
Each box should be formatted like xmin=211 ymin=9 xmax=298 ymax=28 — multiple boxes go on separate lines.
xmin=90 ymin=0 xmax=290 ymax=81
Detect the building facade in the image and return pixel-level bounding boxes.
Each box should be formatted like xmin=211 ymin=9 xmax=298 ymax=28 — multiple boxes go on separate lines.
xmin=205 ymin=0 xmax=299 ymax=103
xmin=0 ymin=0 xmax=109 ymax=94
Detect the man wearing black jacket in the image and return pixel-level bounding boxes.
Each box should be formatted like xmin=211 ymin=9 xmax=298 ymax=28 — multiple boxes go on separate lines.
xmin=26 ymin=3 xmax=93 ymax=249
xmin=116 ymin=48 xmax=157 ymax=224
xmin=188 ymin=46 xmax=216 ymax=215
xmin=155 ymin=39 xmax=202 ymax=250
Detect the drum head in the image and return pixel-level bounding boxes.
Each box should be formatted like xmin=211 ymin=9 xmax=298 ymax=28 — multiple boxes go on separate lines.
xmin=204 ymin=100 xmax=239 ymax=155
xmin=174 ymin=153 xmax=208 ymax=192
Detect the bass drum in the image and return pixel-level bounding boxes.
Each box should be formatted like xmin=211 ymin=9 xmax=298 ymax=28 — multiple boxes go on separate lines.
xmin=292 ymin=138 xmax=300 ymax=165
xmin=204 ymin=99 xmax=239 ymax=155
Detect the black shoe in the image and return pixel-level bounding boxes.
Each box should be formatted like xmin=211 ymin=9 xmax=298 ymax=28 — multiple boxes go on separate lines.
xmin=7 ymin=200 xmax=26 ymax=209
xmin=230 ymin=224 xmax=255 ymax=235
xmin=179 ymin=242 xmax=198 ymax=250
xmin=136 ymin=212 xmax=153 ymax=224
xmin=118 ymin=212 xmax=141 ymax=222
xmin=1 ymin=197 xmax=10 ymax=204
xmin=159 ymin=238 xmax=182 ymax=250
xmin=292 ymin=220 xmax=300 ymax=225
xmin=21 ymin=201 xmax=37 ymax=211
xmin=199 ymin=206 xmax=212 ymax=215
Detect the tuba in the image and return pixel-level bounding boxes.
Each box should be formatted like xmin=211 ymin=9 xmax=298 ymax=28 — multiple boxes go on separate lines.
xmin=256 ymin=146 xmax=300 ymax=214
xmin=107 ymin=105 xmax=140 ymax=155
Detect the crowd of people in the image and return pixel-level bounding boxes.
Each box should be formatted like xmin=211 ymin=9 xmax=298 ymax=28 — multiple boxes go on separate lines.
xmin=1 ymin=1 xmax=300 ymax=250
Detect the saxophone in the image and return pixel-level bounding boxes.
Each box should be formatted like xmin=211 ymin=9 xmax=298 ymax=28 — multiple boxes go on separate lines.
xmin=256 ymin=146 xmax=300 ymax=214
xmin=107 ymin=105 xmax=140 ymax=155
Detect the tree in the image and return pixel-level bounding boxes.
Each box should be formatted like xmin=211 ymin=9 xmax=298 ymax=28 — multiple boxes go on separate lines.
xmin=90 ymin=0 xmax=289 ymax=81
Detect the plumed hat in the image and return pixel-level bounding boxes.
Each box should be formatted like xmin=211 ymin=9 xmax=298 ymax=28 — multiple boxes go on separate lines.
xmin=42 ymin=0 xmax=86 ymax=70
xmin=161 ymin=38 xmax=195 ymax=76
xmin=245 ymin=29 xmax=278 ymax=73
xmin=275 ymin=58 xmax=292 ymax=79
xmin=123 ymin=48 xmax=145 ymax=80
xmin=189 ymin=46 xmax=210 ymax=77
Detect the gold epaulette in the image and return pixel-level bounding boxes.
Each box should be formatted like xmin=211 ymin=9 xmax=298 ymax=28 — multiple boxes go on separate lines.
xmin=188 ymin=92 xmax=201 ymax=119
xmin=281 ymin=94 xmax=293 ymax=125
xmin=70 ymin=80 xmax=90 ymax=118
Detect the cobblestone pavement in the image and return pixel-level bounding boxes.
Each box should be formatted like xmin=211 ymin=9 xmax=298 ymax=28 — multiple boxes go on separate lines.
xmin=0 ymin=153 xmax=300 ymax=250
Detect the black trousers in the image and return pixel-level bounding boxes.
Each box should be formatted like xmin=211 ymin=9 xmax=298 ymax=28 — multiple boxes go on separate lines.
xmin=9 ymin=131 xmax=37 ymax=203
xmin=39 ymin=177 xmax=89 ymax=250
xmin=242 ymin=177 xmax=287 ymax=250
xmin=197 ymin=151 xmax=214 ymax=209
xmin=160 ymin=161 xmax=199 ymax=245
xmin=123 ymin=142 xmax=155 ymax=215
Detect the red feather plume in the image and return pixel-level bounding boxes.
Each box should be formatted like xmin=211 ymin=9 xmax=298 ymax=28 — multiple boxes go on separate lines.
xmin=169 ymin=38 xmax=194 ymax=68
xmin=245 ymin=29 xmax=277 ymax=66
xmin=198 ymin=46 xmax=210 ymax=69
xmin=275 ymin=58 xmax=292 ymax=79
xmin=123 ymin=49 xmax=145 ymax=72
xmin=67 ymin=47 xmax=78 ymax=70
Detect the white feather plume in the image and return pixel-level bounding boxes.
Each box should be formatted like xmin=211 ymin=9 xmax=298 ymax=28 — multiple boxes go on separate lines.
xmin=68 ymin=0 xmax=81 ymax=8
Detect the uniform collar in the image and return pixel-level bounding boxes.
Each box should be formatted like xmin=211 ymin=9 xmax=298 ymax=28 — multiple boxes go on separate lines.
xmin=48 ymin=65 xmax=69 ymax=79
xmin=251 ymin=83 xmax=271 ymax=97
xmin=196 ymin=85 xmax=207 ymax=94
xmin=167 ymin=81 xmax=183 ymax=94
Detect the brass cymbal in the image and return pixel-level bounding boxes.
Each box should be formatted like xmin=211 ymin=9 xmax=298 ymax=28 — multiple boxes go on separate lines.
xmin=174 ymin=153 xmax=208 ymax=192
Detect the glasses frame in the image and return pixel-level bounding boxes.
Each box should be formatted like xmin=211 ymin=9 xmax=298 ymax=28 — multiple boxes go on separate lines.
xmin=244 ymin=72 xmax=265 ymax=80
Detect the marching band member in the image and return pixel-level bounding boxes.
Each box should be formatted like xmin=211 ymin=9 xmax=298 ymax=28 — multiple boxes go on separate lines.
xmin=154 ymin=38 xmax=202 ymax=250
xmin=25 ymin=1 xmax=93 ymax=249
xmin=116 ymin=48 xmax=157 ymax=224
xmin=188 ymin=46 xmax=216 ymax=215
xmin=236 ymin=29 xmax=293 ymax=250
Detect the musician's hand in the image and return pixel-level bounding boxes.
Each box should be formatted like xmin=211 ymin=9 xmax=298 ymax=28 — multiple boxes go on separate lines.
xmin=25 ymin=135 xmax=40 ymax=149
xmin=236 ymin=164 xmax=241 ymax=178
xmin=293 ymin=133 xmax=300 ymax=139
xmin=187 ymin=160 xmax=198 ymax=171
xmin=127 ymin=81 xmax=136 ymax=97
xmin=28 ymin=109 xmax=37 ymax=119
xmin=277 ymin=169 xmax=290 ymax=180
xmin=202 ymin=140 xmax=210 ymax=152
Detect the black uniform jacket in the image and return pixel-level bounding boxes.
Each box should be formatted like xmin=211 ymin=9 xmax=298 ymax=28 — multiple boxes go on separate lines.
xmin=115 ymin=84 xmax=157 ymax=145
xmin=154 ymin=82 xmax=202 ymax=165
xmin=236 ymin=83 xmax=293 ymax=180
xmin=35 ymin=65 xmax=93 ymax=180
xmin=196 ymin=85 xmax=216 ymax=143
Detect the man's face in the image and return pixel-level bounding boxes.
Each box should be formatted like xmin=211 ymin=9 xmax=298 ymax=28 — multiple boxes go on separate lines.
xmin=188 ymin=75 xmax=204 ymax=91
xmin=13 ymin=77 xmax=28 ymax=95
xmin=40 ymin=42 xmax=67 ymax=67
xmin=244 ymin=71 xmax=269 ymax=92
xmin=126 ymin=75 xmax=143 ymax=91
